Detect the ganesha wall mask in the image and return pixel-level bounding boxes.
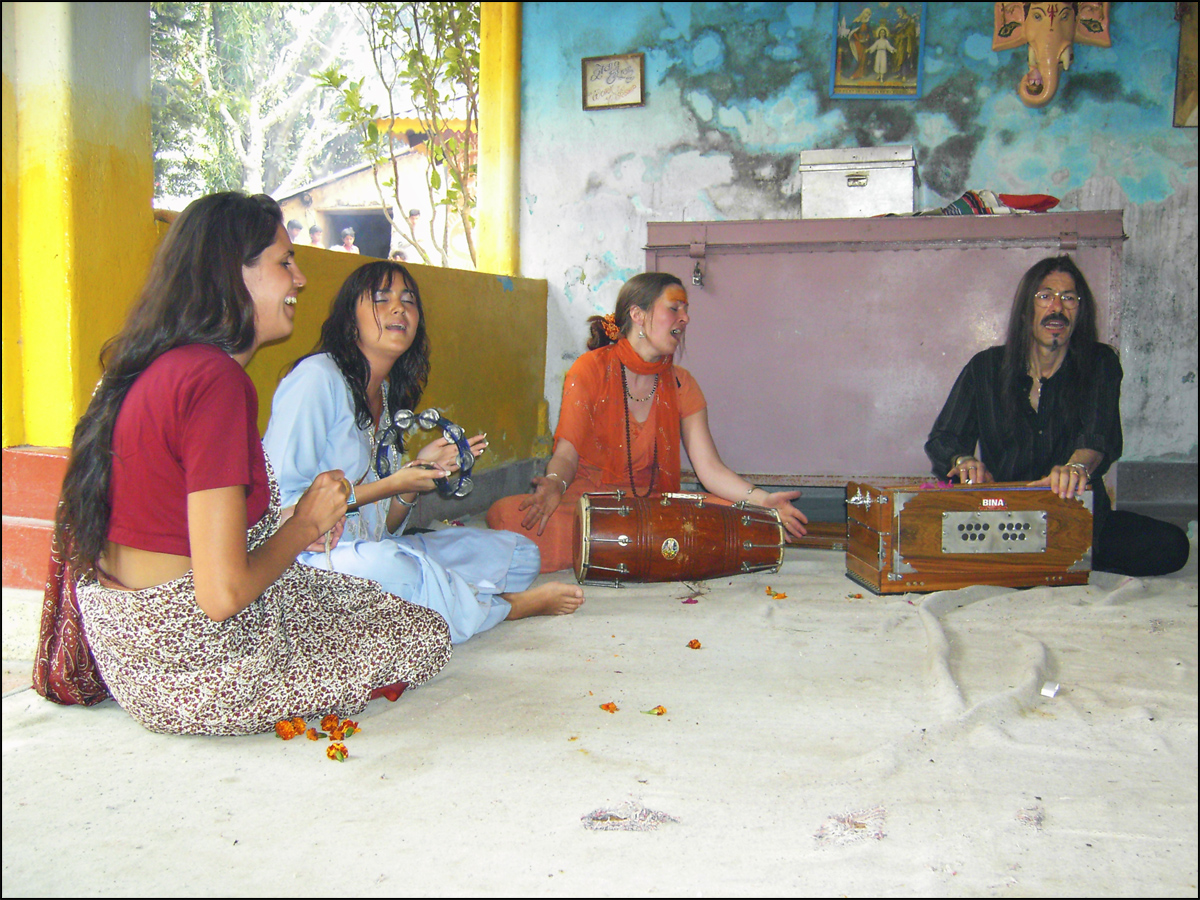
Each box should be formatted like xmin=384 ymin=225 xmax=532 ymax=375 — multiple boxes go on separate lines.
xmin=993 ymin=2 xmax=1112 ymax=107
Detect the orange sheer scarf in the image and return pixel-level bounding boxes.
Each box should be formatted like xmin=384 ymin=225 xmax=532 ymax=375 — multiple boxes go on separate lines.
xmin=565 ymin=338 xmax=682 ymax=493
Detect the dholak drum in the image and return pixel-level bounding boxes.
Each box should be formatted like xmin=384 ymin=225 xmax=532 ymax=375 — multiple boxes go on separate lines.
xmin=573 ymin=491 xmax=785 ymax=586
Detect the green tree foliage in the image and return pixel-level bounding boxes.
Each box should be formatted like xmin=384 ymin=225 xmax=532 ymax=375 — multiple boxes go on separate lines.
xmin=151 ymin=1 xmax=362 ymax=202
xmin=316 ymin=2 xmax=479 ymax=267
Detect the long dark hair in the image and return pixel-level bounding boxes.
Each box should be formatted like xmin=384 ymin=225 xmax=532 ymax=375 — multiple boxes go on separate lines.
xmin=585 ymin=272 xmax=685 ymax=350
xmin=56 ymin=192 xmax=284 ymax=574
xmin=292 ymin=260 xmax=431 ymax=433
xmin=1000 ymin=254 xmax=1099 ymax=423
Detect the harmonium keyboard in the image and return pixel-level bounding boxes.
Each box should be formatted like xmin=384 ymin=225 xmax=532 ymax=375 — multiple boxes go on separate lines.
xmin=845 ymin=481 xmax=1093 ymax=594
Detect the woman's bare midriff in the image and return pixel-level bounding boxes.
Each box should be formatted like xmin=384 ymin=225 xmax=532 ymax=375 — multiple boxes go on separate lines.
xmin=100 ymin=542 xmax=193 ymax=590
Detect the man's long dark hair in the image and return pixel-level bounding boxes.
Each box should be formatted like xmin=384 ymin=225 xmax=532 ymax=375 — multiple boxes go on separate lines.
xmin=291 ymin=260 xmax=431 ymax=435
xmin=55 ymin=192 xmax=284 ymax=574
xmin=1000 ymin=254 xmax=1100 ymax=423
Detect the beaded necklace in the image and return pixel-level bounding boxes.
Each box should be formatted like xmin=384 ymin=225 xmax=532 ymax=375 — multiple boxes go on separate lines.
xmin=621 ymin=365 xmax=658 ymax=497
xmin=624 ymin=372 xmax=658 ymax=402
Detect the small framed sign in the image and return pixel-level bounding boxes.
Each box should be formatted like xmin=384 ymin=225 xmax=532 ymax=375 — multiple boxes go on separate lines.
xmin=582 ymin=53 xmax=645 ymax=110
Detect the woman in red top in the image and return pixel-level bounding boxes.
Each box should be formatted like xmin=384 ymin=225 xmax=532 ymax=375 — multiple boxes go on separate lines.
xmin=41 ymin=192 xmax=450 ymax=734
xmin=487 ymin=272 xmax=809 ymax=573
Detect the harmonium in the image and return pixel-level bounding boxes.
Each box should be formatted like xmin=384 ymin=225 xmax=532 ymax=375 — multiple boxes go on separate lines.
xmin=845 ymin=481 xmax=1093 ymax=594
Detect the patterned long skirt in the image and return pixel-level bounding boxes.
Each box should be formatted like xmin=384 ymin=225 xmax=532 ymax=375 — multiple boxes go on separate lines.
xmin=76 ymin=487 xmax=451 ymax=735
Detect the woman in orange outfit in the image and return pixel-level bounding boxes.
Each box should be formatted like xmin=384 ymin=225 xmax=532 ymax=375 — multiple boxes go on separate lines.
xmin=487 ymin=272 xmax=808 ymax=573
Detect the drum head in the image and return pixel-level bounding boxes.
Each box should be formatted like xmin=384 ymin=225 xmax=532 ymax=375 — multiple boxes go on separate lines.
xmin=573 ymin=494 xmax=593 ymax=582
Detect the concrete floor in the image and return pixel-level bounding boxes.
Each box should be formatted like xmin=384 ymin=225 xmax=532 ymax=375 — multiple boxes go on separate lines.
xmin=3 ymin=536 xmax=1196 ymax=897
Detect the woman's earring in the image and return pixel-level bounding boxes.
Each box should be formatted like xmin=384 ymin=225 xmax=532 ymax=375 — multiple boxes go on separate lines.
xmin=638 ymin=329 xmax=646 ymax=339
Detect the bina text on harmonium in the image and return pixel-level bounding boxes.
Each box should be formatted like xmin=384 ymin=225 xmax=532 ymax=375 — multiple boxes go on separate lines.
xmin=574 ymin=491 xmax=785 ymax=586
xmin=845 ymin=481 xmax=1092 ymax=594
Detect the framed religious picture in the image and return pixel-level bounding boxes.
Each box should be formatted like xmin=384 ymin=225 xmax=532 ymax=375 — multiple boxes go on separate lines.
xmin=830 ymin=2 xmax=926 ymax=99
xmin=1174 ymin=1 xmax=1197 ymax=127
xmin=582 ymin=52 xmax=645 ymax=110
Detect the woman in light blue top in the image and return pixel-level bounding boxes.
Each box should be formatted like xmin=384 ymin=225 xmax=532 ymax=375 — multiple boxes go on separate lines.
xmin=264 ymin=261 xmax=583 ymax=643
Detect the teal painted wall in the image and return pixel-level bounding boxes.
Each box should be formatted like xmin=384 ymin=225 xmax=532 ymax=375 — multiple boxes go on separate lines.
xmin=521 ymin=2 xmax=1197 ymax=462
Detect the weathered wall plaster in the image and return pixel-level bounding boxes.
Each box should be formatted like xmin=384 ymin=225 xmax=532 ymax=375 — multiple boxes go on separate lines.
xmin=521 ymin=1 xmax=1197 ymax=463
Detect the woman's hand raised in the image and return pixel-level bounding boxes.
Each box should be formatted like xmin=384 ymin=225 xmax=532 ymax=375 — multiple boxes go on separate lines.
xmin=393 ymin=459 xmax=452 ymax=495
xmin=293 ymin=470 xmax=352 ymax=544
xmin=518 ymin=476 xmax=565 ymax=535
xmin=415 ymin=433 xmax=488 ymax=471
xmin=757 ymin=490 xmax=809 ymax=541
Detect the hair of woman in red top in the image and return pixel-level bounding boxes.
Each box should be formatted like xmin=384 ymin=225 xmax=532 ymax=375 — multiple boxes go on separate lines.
xmin=56 ymin=191 xmax=284 ymax=574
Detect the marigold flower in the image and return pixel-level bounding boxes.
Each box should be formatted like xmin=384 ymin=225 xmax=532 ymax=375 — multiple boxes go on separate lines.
xmin=327 ymin=742 xmax=349 ymax=762
xmin=773 ymin=592 xmax=787 ymax=599
xmin=687 ymin=639 xmax=702 ymax=649
xmin=305 ymin=728 xmax=324 ymax=741
xmin=291 ymin=717 xmax=306 ymax=734
xmin=340 ymin=720 xmax=359 ymax=738
xmin=600 ymin=702 xmax=619 ymax=713
xmin=328 ymin=725 xmax=345 ymax=740
xmin=643 ymin=705 xmax=667 ymax=716
xmin=601 ymin=312 xmax=622 ymax=341
xmin=321 ymin=714 xmax=340 ymax=732
xmin=274 ymin=720 xmax=298 ymax=740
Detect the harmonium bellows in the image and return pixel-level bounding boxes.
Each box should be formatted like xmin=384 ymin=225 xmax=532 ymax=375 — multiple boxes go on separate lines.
xmin=845 ymin=481 xmax=1093 ymax=594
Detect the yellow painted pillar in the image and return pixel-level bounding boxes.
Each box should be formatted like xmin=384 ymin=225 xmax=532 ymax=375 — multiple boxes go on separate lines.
xmin=2 ymin=4 xmax=21 ymax=447
xmin=4 ymin=1 xmax=156 ymax=448
xmin=476 ymin=1 xmax=522 ymax=276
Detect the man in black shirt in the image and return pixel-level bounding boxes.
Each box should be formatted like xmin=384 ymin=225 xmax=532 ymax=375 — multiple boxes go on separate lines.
xmin=926 ymin=255 xmax=1189 ymax=577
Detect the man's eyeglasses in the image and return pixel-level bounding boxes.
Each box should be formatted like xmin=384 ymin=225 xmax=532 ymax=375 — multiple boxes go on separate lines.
xmin=1034 ymin=289 xmax=1080 ymax=308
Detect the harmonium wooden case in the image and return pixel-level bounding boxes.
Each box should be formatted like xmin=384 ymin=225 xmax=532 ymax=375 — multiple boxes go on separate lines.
xmin=845 ymin=481 xmax=1093 ymax=594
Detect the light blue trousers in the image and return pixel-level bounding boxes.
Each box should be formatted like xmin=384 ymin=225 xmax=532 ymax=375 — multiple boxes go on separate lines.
xmin=298 ymin=527 xmax=540 ymax=644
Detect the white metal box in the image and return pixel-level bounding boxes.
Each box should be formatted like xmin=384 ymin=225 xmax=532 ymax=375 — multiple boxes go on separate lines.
xmin=798 ymin=145 xmax=915 ymax=218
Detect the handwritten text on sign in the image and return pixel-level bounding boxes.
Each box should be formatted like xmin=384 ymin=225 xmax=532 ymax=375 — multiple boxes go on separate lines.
xmin=584 ymin=54 xmax=642 ymax=108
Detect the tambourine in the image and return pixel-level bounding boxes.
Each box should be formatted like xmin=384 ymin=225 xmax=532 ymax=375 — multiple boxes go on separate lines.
xmin=389 ymin=407 xmax=475 ymax=498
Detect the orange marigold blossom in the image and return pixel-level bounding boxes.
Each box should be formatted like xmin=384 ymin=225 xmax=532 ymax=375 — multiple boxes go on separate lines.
xmin=274 ymin=720 xmax=299 ymax=740
xmin=340 ymin=720 xmax=359 ymax=737
xmin=600 ymin=702 xmax=619 ymax=713
xmin=321 ymin=714 xmax=340 ymax=732
xmin=291 ymin=716 xmax=306 ymax=734
xmin=305 ymin=728 xmax=325 ymax=741
xmin=687 ymin=639 xmax=702 ymax=649
xmin=642 ymin=705 xmax=667 ymax=716
xmin=326 ymin=742 xmax=349 ymax=762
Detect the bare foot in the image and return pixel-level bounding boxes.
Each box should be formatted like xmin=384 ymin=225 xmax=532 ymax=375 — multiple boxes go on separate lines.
xmin=503 ymin=581 xmax=585 ymax=619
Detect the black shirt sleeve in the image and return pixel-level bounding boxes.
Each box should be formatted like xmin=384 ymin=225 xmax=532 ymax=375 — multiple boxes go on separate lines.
xmin=925 ymin=351 xmax=986 ymax=478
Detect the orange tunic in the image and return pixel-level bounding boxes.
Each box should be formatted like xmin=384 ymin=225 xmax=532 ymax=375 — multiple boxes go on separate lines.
xmin=487 ymin=342 xmax=706 ymax=573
